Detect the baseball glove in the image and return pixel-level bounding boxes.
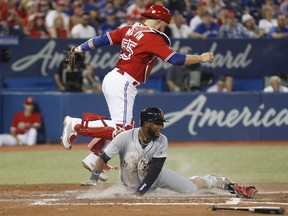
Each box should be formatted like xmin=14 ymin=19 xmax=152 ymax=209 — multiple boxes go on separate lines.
xmin=66 ymin=47 xmax=86 ymax=72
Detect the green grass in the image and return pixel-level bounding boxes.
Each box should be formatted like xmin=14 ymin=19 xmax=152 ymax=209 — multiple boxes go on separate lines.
xmin=0 ymin=145 xmax=287 ymax=185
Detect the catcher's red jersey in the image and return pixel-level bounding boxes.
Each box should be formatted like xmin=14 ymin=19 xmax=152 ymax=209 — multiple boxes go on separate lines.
xmin=107 ymin=22 xmax=175 ymax=83
xmin=11 ymin=112 xmax=42 ymax=134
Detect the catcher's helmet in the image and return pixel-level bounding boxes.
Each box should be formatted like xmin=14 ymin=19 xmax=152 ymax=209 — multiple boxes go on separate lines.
xmin=141 ymin=4 xmax=172 ymax=24
xmin=140 ymin=107 xmax=168 ymax=126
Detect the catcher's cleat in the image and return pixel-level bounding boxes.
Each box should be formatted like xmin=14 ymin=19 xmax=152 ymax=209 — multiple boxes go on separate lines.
xmin=61 ymin=116 xmax=77 ymax=150
xmin=80 ymin=179 xmax=97 ymax=186
xmin=228 ymin=183 xmax=258 ymax=198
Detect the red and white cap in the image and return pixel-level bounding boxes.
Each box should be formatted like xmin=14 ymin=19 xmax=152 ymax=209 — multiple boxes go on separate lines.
xmin=24 ymin=97 xmax=35 ymax=105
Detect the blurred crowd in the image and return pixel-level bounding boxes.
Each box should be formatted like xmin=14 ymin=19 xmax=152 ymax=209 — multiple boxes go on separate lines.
xmin=0 ymin=0 xmax=288 ymax=39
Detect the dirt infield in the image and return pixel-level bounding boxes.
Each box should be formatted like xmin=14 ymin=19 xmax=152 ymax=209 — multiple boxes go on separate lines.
xmin=0 ymin=184 xmax=287 ymax=216
xmin=0 ymin=143 xmax=287 ymax=216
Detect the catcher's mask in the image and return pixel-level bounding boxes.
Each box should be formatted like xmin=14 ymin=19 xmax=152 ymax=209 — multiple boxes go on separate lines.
xmin=141 ymin=4 xmax=172 ymax=24
xmin=140 ymin=107 xmax=168 ymax=127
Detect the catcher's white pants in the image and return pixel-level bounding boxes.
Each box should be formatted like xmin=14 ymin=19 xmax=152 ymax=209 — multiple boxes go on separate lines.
xmin=0 ymin=128 xmax=38 ymax=146
xmin=70 ymin=68 xmax=138 ymax=130
xmin=102 ymin=68 xmax=138 ymax=126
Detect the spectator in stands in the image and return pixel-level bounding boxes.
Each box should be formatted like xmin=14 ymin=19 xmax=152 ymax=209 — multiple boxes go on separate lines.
xmin=268 ymin=14 xmax=288 ymax=38
xmin=2 ymin=1 xmax=25 ymax=37
xmin=119 ymin=14 xmax=142 ymax=28
xmin=98 ymin=0 xmax=117 ymax=20
xmin=69 ymin=1 xmax=84 ymax=32
xmin=29 ymin=13 xmax=50 ymax=38
xmin=82 ymin=65 xmax=102 ymax=93
xmin=280 ymin=0 xmax=288 ymax=16
xmin=0 ymin=0 xmax=8 ymax=35
xmin=37 ymin=0 xmax=50 ymax=15
xmin=169 ymin=12 xmax=193 ymax=39
xmin=166 ymin=63 xmax=202 ymax=92
xmin=218 ymin=11 xmax=258 ymax=38
xmin=0 ymin=97 xmax=42 ymax=147
xmin=216 ymin=7 xmax=229 ymax=26
xmin=242 ymin=13 xmax=265 ymax=37
xmin=71 ymin=14 xmax=96 ymax=38
xmin=189 ymin=3 xmax=208 ymax=31
xmin=264 ymin=0 xmax=280 ymax=13
xmin=126 ymin=0 xmax=146 ymax=22
xmin=45 ymin=0 xmax=69 ymax=32
xmin=6 ymin=7 xmax=25 ymax=37
xmin=21 ymin=0 xmax=37 ymax=36
xmin=49 ymin=14 xmax=69 ymax=38
xmin=258 ymin=4 xmax=278 ymax=36
xmin=86 ymin=6 xmax=103 ymax=35
xmin=166 ymin=47 xmax=212 ymax=92
xmin=263 ymin=75 xmax=288 ymax=92
xmin=225 ymin=75 xmax=234 ymax=92
xmin=166 ymin=0 xmax=191 ymax=16
xmin=191 ymin=10 xmax=220 ymax=39
xmin=98 ymin=9 xmax=118 ymax=34
xmin=206 ymin=76 xmax=227 ymax=92
xmin=242 ymin=0 xmax=262 ymax=23
xmin=54 ymin=52 xmax=101 ymax=93
xmin=112 ymin=0 xmax=128 ymax=25
xmin=206 ymin=0 xmax=226 ymax=18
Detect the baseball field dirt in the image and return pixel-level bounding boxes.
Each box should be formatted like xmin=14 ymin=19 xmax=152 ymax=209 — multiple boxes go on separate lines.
xmin=0 ymin=143 xmax=287 ymax=216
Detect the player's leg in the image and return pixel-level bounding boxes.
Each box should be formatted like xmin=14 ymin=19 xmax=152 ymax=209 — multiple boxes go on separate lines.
xmin=24 ymin=128 xmax=38 ymax=146
xmin=61 ymin=69 xmax=136 ymax=150
xmin=82 ymin=152 xmax=111 ymax=182
xmin=0 ymin=134 xmax=17 ymax=146
xmin=153 ymin=168 xmax=231 ymax=194
xmin=189 ymin=175 xmax=231 ymax=190
xmin=83 ymin=139 xmax=118 ymax=170
xmin=80 ymin=69 xmax=137 ymax=161
xmin=153 ymin=167 xmax=198 ymax=193
xmin=102 ymin=69 xmax=137 ymax=127
xmin=191 ymin=175 xmax=258 ymax=198
xmin=61 ymin=115 xmax=116 ymax=150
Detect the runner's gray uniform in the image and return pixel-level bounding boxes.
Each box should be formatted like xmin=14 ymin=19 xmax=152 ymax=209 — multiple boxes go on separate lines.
xmin=104 ymin=128 xmax=197 ymax=193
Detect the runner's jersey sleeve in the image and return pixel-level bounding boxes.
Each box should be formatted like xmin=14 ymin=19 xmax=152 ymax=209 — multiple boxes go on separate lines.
xmin=104 ymin=130 xmax=132 ymax=159
xmin=107 ymin=23 xmax=176 ymax=82
xmin=153 ymin=134 xmax=168 ymax=158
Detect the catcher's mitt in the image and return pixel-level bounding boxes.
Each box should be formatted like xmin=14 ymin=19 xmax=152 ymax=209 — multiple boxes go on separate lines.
xmin=66 ymin=47 xmax=86 ymax=72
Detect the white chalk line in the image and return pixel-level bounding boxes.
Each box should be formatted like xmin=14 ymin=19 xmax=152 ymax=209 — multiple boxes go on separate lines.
xmin=1 ymin=190 xmax=287 ymax=207
xmin=30 ymin=201 xmax=288 ymax=207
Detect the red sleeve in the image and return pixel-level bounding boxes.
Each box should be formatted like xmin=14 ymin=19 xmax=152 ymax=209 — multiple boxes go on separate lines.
xmin=146 ymin=34 xmax=175 ymax=62
xmin=107 ymin=26 xmax=131 ymax=45
xmin=11 ymin=113 xmax=20 ymax=128
xmin=0 ymin=1 xmax=8 ymax=21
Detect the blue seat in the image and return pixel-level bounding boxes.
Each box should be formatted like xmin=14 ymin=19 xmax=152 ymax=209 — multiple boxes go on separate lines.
xmin=3 ymin=77 xmax=56 ymax=91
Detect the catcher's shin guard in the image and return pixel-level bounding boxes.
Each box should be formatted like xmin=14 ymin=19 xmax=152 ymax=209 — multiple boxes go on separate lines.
xmin=88 ymin=138 xmax=107 ymax=155
xmin=74 ymin=113 xmax=115 ymax=140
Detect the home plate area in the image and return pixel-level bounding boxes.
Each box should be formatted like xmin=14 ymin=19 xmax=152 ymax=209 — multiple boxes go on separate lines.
xmin=0 ymin=184 xmax=287 ymax=216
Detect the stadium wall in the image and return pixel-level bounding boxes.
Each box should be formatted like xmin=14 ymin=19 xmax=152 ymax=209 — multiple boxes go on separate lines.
xmin=0 ymin=92 xmax=287 ymax=142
